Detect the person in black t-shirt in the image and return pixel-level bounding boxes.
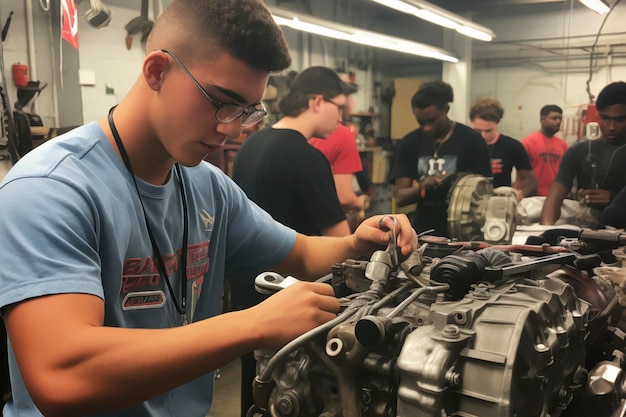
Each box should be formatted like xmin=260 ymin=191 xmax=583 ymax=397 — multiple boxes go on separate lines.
xmin=233 ymin=66 xmax=354 ymax=237
xmin=390 ymin=81 xmax=492 ymax=237
xmin=231 ymin=66 xmax=354 ymax=417
xmin=469 ymin=97 xmax=536 ymax=200
xmin=542 ymin=82 xmax=626 ymax=225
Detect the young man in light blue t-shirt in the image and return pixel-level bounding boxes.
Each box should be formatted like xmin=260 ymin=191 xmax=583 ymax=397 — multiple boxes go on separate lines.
xmin=0 ymin=1 xmax=416 ymax=417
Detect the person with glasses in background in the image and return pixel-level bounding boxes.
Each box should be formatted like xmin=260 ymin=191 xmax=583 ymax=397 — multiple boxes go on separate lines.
xmin=0 ymin=2 xmax=417 ymax=417
xmin=232 ymin=66 xmax=355 ymax=416
xmin=233 ymin=66 xmax=354 ymax=238
xmin=309 ymin=73 xmax=371 ymax=226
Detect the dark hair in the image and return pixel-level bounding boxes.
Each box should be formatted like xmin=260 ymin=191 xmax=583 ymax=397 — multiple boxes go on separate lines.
xmin=278 ymin=93 xmax=314 ymax=117
xmin=596 ymin=81 xmax=626 ymax=111
xmin=411 ymin=81 xmax=454 ymax=110
xmin=540 ymin=105 xmax=562 ymax=117
xmin=469 ymin=97 xmax=504 ymax=122
xmin=278 ymin=66 xmax=352 ymax=117
xmin=146 ymin=0 xmax=291 ymax=72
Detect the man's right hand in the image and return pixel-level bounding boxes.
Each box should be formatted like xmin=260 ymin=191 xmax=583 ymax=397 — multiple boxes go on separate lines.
xmin=251 ymin=281 xmax=339 ymax=349
xmin=419 ymin=173 xmax=450 ymax=197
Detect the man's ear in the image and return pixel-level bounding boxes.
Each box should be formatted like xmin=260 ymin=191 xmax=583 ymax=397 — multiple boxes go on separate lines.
xmin=310 ymin=94 xmax=323 ymax=113
xmin=142 ymin=50 xmax=170 ymax=92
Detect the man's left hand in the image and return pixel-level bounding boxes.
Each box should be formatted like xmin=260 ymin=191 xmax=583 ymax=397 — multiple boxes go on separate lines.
xmin=578 ymin=188 xmax=611 ymax=205
xmin=352 ymin=214 xmax=416 ymax=257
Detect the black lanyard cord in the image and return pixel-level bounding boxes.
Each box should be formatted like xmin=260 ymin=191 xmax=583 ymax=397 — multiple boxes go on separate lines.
xmin=107 ymin=106 xmax=189 ymax=323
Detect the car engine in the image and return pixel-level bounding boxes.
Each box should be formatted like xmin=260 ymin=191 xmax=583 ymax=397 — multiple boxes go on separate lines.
xmin=249 ymin=226 xmax=626 ymax=417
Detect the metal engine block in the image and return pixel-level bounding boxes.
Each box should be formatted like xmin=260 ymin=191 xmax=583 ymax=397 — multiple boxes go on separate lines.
xmin=250 ymin=229 xmax=626 ymax=417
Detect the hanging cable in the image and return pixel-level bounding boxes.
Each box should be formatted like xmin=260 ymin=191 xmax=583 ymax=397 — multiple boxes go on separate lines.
xmin=38 ymin=0 xmax=50 ymax=12
xmin=585 ymin=0 xmax=622 ymax=103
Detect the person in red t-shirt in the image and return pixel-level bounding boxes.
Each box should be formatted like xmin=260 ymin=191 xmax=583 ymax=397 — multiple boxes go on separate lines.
xmin=522 ymin=105 xmax=568 ymax=196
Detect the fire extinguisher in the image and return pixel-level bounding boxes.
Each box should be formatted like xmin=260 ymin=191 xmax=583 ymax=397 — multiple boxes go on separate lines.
xmin=12 ymin=63 xmax=29 ymax=88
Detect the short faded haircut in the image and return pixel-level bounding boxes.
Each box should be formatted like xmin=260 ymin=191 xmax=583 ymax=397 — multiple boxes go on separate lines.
xmin=469 ymin=97 xmax=504 ymax=123
xmin=146 ymin=0 xmax=291 ymax=72
xmin=540 ymin=105 xmax=562 ymax=117
xmin=411 ymin=81 xmax=454 ymax=110
xmin=596 ymin=81 xmax=626 ymax=111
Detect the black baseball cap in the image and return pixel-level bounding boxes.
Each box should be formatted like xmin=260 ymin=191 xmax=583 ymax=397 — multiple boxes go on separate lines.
xmin=289 ymin=66 xmax=355 ymax=96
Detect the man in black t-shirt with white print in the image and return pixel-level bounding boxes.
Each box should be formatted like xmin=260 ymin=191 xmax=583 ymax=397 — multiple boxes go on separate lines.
xmin=390 ymin=81 xmax=492 ymax=237
xmin=469 ymin=97 xmax=536 ymax=201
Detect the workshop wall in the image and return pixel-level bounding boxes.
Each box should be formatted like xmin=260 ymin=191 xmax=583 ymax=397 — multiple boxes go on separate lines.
xmin=468 ymin=4 xmax=626 ymax=142
xmin=2 ymin=1 xmax=625 ymax=144
xmin=1 ymin=1 xmax=57 ymax=127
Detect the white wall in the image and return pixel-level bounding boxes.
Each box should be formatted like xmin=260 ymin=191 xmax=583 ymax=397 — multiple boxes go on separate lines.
xmin=4 ymin=1 xmax=624 ymax=142
xmin=75 ymin=2 xmax=144 ymax=123
xmin=468 ymin=4 xmax=626 ymax=142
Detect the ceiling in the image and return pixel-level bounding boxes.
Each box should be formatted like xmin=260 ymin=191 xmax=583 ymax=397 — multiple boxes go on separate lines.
xmin=100 ymin=0 xmax=626 ymax=76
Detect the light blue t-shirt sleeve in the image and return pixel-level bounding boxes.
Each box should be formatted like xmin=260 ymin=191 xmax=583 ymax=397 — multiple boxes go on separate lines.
xmin=217 ymin=171 xmax=297 ymax=281
xmin=0 ymin=176 xmax=104 ymax=310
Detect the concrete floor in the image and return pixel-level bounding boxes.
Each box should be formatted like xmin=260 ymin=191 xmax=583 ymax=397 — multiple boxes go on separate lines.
xmin=208 ymin=360 xmax=242 ymax=417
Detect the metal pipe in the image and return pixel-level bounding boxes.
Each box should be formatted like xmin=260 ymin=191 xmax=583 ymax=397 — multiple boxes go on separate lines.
xmin=25 ymin=0 xmax=39 ymax=113
xmin=47 ymin=9 xmax=59 ymax=126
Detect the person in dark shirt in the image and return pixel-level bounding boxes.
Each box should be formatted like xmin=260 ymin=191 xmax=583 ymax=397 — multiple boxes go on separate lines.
xmin=233 ymin=66 xmax=354 ymax=237
xmin=231 ymin=66 xmax=354 ymax=416
xmin=542 ymin=81 xmax=626 ymax=225
xmin=469 ymin=97 xmax=536 ymax=200
xmin=390 ymin=81 xmax=492 ymax=237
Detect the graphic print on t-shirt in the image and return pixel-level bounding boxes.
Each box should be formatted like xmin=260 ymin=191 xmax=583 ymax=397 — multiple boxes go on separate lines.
xmin=491 ymin=158 xmax=503 ymax=175
xmin=418 ymin=155 xmax=458 ymax=178
xmin=120 ymin=240 xmax=210 ymax=322
xmin=539 ymin=151 xmax=561 ymax=165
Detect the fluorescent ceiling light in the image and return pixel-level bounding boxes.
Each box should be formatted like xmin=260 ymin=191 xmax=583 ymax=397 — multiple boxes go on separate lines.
xmin=366 ymin=0 xmax=495 ymax=42
xmin=271 ymin=6 xmax=458 ymax=63
xmin=578 ymin=0 xmax=610 ymax=14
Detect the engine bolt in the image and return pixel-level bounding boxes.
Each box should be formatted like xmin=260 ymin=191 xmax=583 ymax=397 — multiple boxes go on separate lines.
xmin=276 ymin=392 xmax=300 ymax=417
xmin=442 ymin=324 xmax=460 ymax=338
xmin=447 ymin=370 xmax=462 ymax=386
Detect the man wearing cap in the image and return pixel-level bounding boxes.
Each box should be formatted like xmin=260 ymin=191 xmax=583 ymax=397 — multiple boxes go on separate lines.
xmin=231 ymin=66 xmax=353 ymax=416
xmin=309 ymin=74 xmax=369 ymax=215
xmin=233 ymin=66 xmax=352 ymax=237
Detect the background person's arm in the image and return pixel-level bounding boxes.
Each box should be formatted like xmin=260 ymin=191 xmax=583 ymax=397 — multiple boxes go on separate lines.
xmin=320 ymin=219 xmax=351 ymax=237
xmin=541 ymin=182 xmax=569 ymax=224
xmin=334 ymin=173 xmax=365 ymax=211
xmin=394 ymin=177 xmax=420 ymax=206
xmin=603 ymin=186 xmax=626 ymax=228
xmin=515 ymin=169 xmax=537 ymax=198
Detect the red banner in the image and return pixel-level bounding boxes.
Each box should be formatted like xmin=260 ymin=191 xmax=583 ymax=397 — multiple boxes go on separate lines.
xmin=61 ymin=0 xmax=79 ymax=49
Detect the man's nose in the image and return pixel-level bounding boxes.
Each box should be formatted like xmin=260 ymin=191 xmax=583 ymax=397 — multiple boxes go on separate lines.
xmin=216 ymin=118 xmax=243 ymax=139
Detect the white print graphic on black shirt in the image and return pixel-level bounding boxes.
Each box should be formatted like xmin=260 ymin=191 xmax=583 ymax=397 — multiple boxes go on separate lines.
xmin=418 ymin=155 xmax=458 ymax=178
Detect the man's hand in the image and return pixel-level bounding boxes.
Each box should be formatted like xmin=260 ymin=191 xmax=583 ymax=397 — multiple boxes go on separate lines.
xmin=578 ymin=188 xmax=611 ymax=205
xmin=251 ymin=281 xmax=339 ymax=348
xmin=352 ymin=214 xmax=416 ymax=257
xmin=419 ymin=173 xmax=450 ymax=198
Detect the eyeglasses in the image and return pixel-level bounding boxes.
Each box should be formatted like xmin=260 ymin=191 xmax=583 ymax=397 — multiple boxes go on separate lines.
xmin=322 ymin=97 xmax=345 ymax=112
xmin=160 ymin=49 xmax=266 ymax=127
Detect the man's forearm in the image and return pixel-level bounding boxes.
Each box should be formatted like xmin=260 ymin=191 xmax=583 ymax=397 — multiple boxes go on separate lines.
xmin=541 ymin=183 xmax=567 ymax=225
xmin=395 ymin=184 xmax=420 ymax=206
xmin=519 ymin=176 xmax=537 ymax=197
xmin=5 ymin=295 xmax=271 ymax=417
